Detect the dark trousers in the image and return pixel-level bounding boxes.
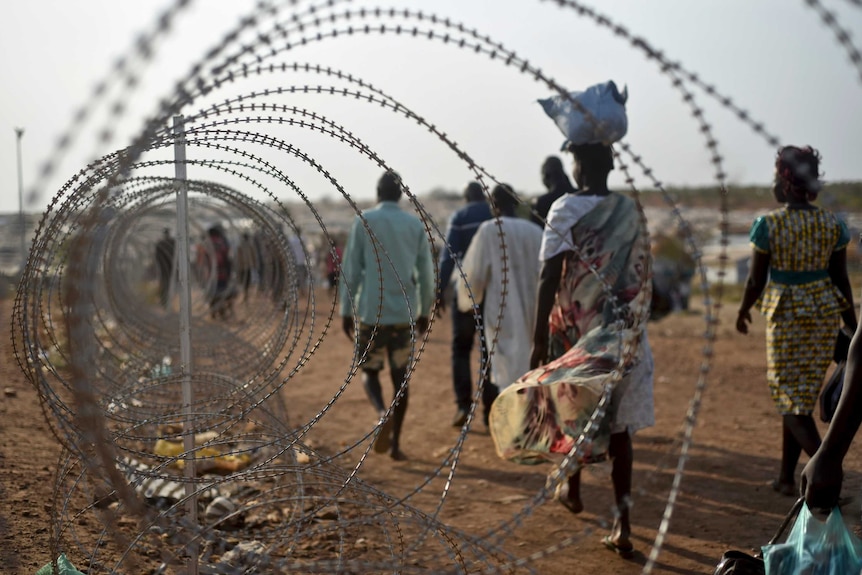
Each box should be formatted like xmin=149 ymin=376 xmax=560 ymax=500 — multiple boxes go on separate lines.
xmin=238 ymin=268 xmax=252 ymax=298
xmin=157 ymin=266 xmax=171 ymax=308
xmin=451 ymin=300 xmax=497 ymax=419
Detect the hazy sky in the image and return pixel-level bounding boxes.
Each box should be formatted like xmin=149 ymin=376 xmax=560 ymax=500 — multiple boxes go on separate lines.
xmin=2 ymin=0 xmax=861 ymax=215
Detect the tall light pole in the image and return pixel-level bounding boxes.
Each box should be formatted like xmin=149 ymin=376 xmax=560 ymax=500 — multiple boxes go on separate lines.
xmin=15 ymin=127 xmax=25 ymax=271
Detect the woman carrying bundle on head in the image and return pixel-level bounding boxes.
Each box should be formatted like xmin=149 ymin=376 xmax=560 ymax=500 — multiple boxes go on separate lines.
xmin=490 ymin=141 xmax=655 ymax=560
xmin=736 ymin=145 xmax=857 ymax=497
xmin=490 ymin=81 xmax=654 ymax=559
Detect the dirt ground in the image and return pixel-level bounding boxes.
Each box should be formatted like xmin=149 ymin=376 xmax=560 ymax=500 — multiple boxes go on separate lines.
xmin=2 ymin=287 xmax=862 ymax=575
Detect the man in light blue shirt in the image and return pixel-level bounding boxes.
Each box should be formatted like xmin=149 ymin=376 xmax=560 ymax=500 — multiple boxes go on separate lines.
xmin=340 ymin=171 xmax=434 ymax=460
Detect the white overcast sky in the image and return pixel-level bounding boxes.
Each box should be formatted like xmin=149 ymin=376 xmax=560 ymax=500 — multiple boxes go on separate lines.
xmin=1 ymin=0 xmax=861 ymax=214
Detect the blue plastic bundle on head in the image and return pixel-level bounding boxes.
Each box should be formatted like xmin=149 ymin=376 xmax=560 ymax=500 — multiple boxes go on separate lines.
xmin=538 ymin=80 xmax=628 ymax=149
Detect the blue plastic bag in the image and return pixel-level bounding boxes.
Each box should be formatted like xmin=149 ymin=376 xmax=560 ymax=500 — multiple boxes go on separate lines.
xmin=537 ymin=80 xmax=628 ymax=147
xmin=762 ymin=502 xmax=862 ymax=574
xmin=34 ymin=553 xmax=86 ymax=575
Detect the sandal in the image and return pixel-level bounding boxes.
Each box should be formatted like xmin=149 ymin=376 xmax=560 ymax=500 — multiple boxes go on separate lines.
xmin=372 ymin=417 xmax=394 ymax=454
xmin=554 ymin=482 xmax=583 ymax=514
xmin=602 ymin=535 xmax=635 ymax=560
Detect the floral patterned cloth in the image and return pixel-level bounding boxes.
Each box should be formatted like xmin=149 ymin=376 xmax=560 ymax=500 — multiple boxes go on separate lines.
xmin=490 ymin=192 xmax=654 ymax=464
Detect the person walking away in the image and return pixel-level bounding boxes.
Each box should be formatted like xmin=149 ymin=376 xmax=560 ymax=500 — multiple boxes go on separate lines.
xmin=530 ymin=156 xmax=577 ymax=227
xmin=490 ymin=143 xmax=654 ymax=559
xmin=252 ymin=230 xmax=268 ymax=294
xmin=194 ymin=233 xmax=210 ymax=288
xmin=340 ymin=171 xmax=434 ymax=461
xmin=289 ymin=231 xmax=309 ymax=297
xmin=456 ymin=184 xmax=543 ymax=425
xmin=154 ymin=228 xmax=176 ymax=308
xmin=207 ymin=226 xmax=233 ymax=319
xmin=235 ymin=231 xmax=258 ymax=304
xmin=268 ymin=233 xmax=287 ymax=309
xmin=737 ymin=145 xmax=856 ymax=497
xmin=437 ymin=181 xmax=494 ymax=427
xmin=650 ymin=232 xmax=697 ymax=316
xmin=325 ymin=235 xmax=344 ymax=293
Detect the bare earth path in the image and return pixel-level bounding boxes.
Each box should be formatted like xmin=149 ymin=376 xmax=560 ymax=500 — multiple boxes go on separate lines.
xmin=2 ymin=291 xmax=861 ymax=574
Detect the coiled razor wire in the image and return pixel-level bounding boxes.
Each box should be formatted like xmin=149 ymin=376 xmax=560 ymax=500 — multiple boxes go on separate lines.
xmin=9 ymin=0 xmax=859 ymax=573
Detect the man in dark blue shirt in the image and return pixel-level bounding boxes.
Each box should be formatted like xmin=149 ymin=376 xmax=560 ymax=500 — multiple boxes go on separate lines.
xmin=530 ymin=156 xmax=576 ymax=227
xmin=437 ymin=182 xmax=494 ymax=426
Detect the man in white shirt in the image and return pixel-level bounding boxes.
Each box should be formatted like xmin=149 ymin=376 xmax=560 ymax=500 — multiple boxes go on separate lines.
xmin=457 ymin=184 xmax=543 ymax=425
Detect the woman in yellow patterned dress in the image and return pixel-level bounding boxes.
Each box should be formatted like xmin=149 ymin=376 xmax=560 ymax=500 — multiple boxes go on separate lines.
xmin=736 ymin=145 xmax=857 ymax=496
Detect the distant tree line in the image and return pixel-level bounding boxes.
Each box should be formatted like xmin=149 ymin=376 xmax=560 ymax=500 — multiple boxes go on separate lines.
xmin=637 ymin=181 xmax=862 ymax=212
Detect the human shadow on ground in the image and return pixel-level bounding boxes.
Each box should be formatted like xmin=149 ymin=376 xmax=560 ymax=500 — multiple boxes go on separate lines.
xmin=360 ymin=428 xmax=862 ymax=574
xmin=393 ymin=457 xmax=550 ymax=492
xmin=625 ymin=434 xmax=862 ymax=570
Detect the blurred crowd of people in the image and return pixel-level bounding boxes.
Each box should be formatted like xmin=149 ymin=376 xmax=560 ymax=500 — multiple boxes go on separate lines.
xmin=152 ymin=222 xmax=347 ymax=319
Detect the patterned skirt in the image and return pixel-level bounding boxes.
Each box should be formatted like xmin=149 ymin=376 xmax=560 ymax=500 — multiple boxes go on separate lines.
xmin=765 ymin=315 xmax=838 ymax=415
